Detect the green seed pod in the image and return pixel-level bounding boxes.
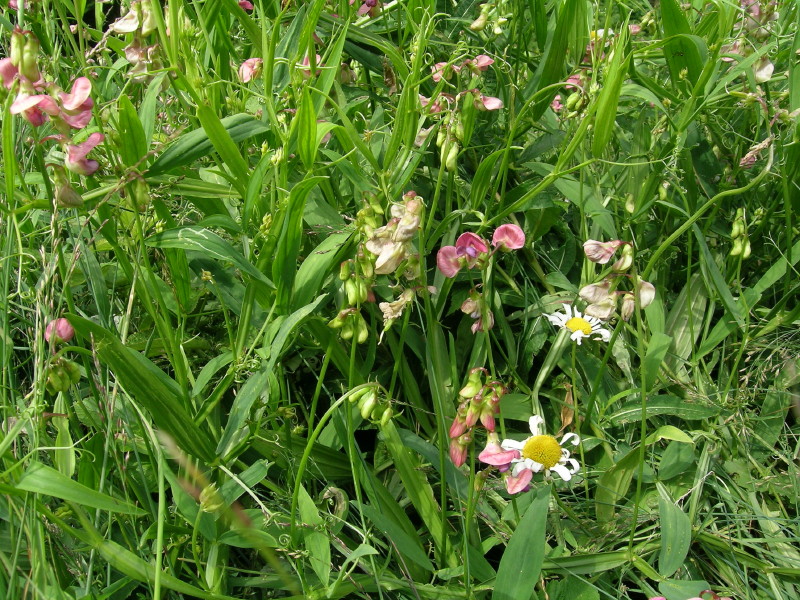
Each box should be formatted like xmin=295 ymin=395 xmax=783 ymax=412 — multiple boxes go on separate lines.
xmin=359 ymin=392 xmax=378 ymax=420
xmin=731 ymin=218 xmax=744 ymax=239
xmin=345 ymin=278 xmax=359 ymax=306
xmin=730 ymin=237 xmax=743 ymax=256
xmin=379 ymin=406 xmax=393 ymax=427
xmin=445 ymin=141 xmax=459 ymax=172
xmin=742 ymin=239 xmax=751 ymax=259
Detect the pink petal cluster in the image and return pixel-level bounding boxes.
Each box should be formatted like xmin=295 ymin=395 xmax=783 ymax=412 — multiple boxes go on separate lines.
xmin=238 ymin=1 xmax=254 ymax=9
xmin=437 ymin=224 xmax=525 ymax=278
xmin=3 ymin=29 xmax=102 ymax=176
xmin=583 ymin=239 xmax=624 ymax=264
xmin=437 ymin=232 xmax=489 ymax=278
xmin=45 ymin=318 xmax=75 ymax=344
xmin=238 ymin=58 xmax=263 ymax=83
xmin=432 ymin=54 xmax=494 ymax=82
xmin=448 ymin=370 xmax=507 ymax=468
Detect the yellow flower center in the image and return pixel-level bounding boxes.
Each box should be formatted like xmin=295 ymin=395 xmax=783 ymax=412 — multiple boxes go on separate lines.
xmin=565 ymin=316 xmax=592 ymax=335
xmin=521 ymin=435 xmax=562 ymax=469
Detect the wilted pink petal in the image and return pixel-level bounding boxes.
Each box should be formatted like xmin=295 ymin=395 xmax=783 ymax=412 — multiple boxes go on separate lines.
xmin=110 ymin=10 xmax=140 ymax=34
xmin=505 ymin=468 xmax=533 ymax=494
xmin=629 ymin=24 xmax=642 ymax=35
xmin=238 ymin=57 xmax=263 ymax=82
xmin=65 ymin=132 xmax=104 ymax=175
xmin=45 ymin=318 xmax=75 ymax=343
xmin=0 ymin=58 xmax=18 ymax=89
xmin=455 ymin=232 xmax=489 ymax=256
xmin=59 ymin=77 xmax=92 ymax=111
xmin=754 ymin=56 xmax=774 ymax=83
xmin=475 ymin=94 xmax=503 ymax=111
xmin=479 ymin=433 xmax=518 ymax=466
xmin=470 ymin=55 xmax=493 ymax=70
xmin=583 ymin=239 xmax=624 ymax=264
xmin=449 ymin=436 xmax=469 ymax=467
xmin=492 ymin=224 xmax=525 ymax=251
xmin=238 ymin=0 xmax=254 ymax=9
xmin=551 ymin=94 xmax=563 ymax=112
xmin=300 ymin=54 xmax=323 ymax=77
xmin=436 ymin=245 xmax=461 ymax=278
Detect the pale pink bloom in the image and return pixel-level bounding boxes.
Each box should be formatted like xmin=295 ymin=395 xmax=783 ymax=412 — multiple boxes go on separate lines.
xmin=238 ymin=1 xmax=254 ymax=9
xmin=474 ymin=93 xmax=503 ymax=111
xmin=355 ymin=0 xmax=380 ymax=17
xmin=431 ymin=61 xmax=461 ymax=82
xmin=468 ymin=55 xmax=493 ymax=70
xmin=505 ymin=469 xmax=533 ymax=494
xmin=58 ymin=77 xmax=94 ymax=129
xmin=65 ymin=132 xmax=104 ymax=175
xmin=479 ymin=432 xmax=518 ymax=466
xmin=436 ymin=232 xmax=490 ymax=278
xmin=449 ymin=433 xmax=470 ymax=467
xmin=238 ymin=57 xmax=263 ymax=82
xmin=419 ymin=94 xmax=450 ymax=113
xmin=471 ymin=310 xmax=494 ymax=334
xmin=551 ymin=94 xmax=564 ymax=112
xmin=754 ymin=56 xmax=774 ymax=83
xmin=45 ymin=318 xmax=75 ymax=344
xmin=492 ymin=224 xmax=525 ymax=251
xmin=629 ymin=24 xmax=642 ymax=35
xmin=565 ymin=72 xmax=586 ymax=91
xmin=0 ymin=58 xmax=19 ymax=89
xmin=583 ymin=239 xmax=624 ymax=264
xmin=300 ymin=54 xmax=323 ymax=78
xmin=9 ymin=92 xmax=60 ymax=127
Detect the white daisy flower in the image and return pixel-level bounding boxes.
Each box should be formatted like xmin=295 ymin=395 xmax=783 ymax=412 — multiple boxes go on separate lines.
xmin=501 ymin=416 xmax=581 ymax=483
xmin=545 ymin=304 xmax=611 ymax=344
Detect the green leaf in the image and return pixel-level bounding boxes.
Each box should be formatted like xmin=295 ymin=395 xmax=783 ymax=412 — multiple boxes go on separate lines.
xmin=526 ymin=0 xmax=586 ymax=120
xmin=356 ymin=502 xmax=433 ymax=572
xmin=295 ymin=87 xmax=318 ymax=169
xmin=16 ymin=463 xmax=145 ymax=516
xmin=117 ymin=95 xmax=148 ymax=167
xmin=642 ymin=332 xmax=672 ymax=391
xmin=493 ymin=485 xmax=551 ymax=600
xmin=298 ymin=484 xmax=330 ymax=586
xmin=660 ymin=0 xmax=705 ymax=86
xmin=657 ymin=483 xmax=692 ymax=577
xmin=608 ymin=395 xmax=721 ymax=425
xmin=196 ymin=104 xmax=249 ymax=196
xmin=645 ymin=425 xmax=694 ymax=445
xmin=148 ymin=114 xmax=268 ymax=176
xmin=66 ymin=315 xmax=215 ymax=462
xmin=596 ymin=448 xmax=640 ymax=522
xmin=592 ymin=31 xmax=629 ymax=157
xmin=145 ymin=226 xmax=274 ymax=290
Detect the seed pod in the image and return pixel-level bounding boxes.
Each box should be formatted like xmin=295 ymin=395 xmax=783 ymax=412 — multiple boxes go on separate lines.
xmin=742 ymin=239 xmax=751 ymax=259
xmin=445 ymin=141 xmax=459 ymax=171
xmin=359 ymin=392 xmax=378 ymax=420
xmin=730 ymin=237 xmax=743 ymax=256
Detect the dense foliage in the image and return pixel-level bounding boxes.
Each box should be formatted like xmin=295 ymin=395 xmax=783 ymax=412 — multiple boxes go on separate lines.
xmin=1 ymin=1 xmax=799 ymax=599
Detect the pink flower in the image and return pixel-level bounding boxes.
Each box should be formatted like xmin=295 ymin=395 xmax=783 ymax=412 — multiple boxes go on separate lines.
xmin=65 ymin=132 xmax=104 ymax=175
xmin=465 ymin=54 xmax=493 ymax=72
xmin=9 ymin=92 xmax=60 ymax=127
xmin=474 ymin=93 xmax=503 ymax=111
xmin=431 ymin=61 xmax=461 ymax=82
xmin=492 ymin=224 xmax=525 ymax=251
xmin=355 ymin=0 xmax=380 ymax=17
xmin=238 ymin=1 xmax=254 ymax=9
xmin=238 ymin=57 xmax=263 ymax=82
xmin=449 ymin=433 xmax=470 ymax=467
xmin=505 ymin=469 xmax=533 ymax=494
xmin=551 ymin=94 xmax=564 ymax=112
xmin=583 ymin=239 xmax=624 ymax=264
xmin=58 ymin=77 xmax=94 ymax=129
xmin=436 ymin=232 xmax=489 ymax=278
xmin=300 ymin=54 xmax=323 ymax=78
xmin=45 ymin=318 xmax=75 ymax=344
xmin=479 ymin=432 xmax=519 ymax=466
xmin=0 ymin=58 xmax=19 ymax=89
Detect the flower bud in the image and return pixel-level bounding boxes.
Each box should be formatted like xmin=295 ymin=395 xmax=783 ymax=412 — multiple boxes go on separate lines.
xmin=611 ymin=244 xmax=634 ymax=272
xmin=579 ymin=279 xmax=611 ymax=304
xmin=583 ymin=239 xmax=623 ymax=264
xmin=459 ymin=368 xmax=485 ymax=398
xmin=45 ymin=318 xmax=75 ymax=344
xmin=199 ymin=483 xmax=224 ymax=513
xmin=584 ymin=297 xmax=617 ymax=320
xmin=470 ymin=12 xmax=488 ymax=31
xmin=620 ymin=292 xmax=635 ymax=321
xmin=444 ymin=140 xmax=459 ymax=172
xmin=637 ymin=279 xmax=656 ymax=308
xmin=20 ymin=34 xmax=41 ymax=83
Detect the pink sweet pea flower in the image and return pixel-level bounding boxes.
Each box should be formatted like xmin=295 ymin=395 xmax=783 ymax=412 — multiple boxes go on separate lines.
xmin=492 ymin=224 xmax=525 ymax=251
xmin=65 ymin=132 xmax=104 ymax=175
xmin=472 ymin=92 xmax=503 ymax=111
xmin=436 ymin=232 xmax=490 ymax=278
xmin=238 ymin=57 xmax=263 ymax=82
xmin=45 ymin=318 xmax=75 ymax=344
xmin=583 ymin=239 xmax=624 ymax=264
xmin=9 ymin=92 xmax=60 ymax=127
xmin=505 ymin=468 xmax=533 ymax=494
xmin=58 ymin=77 xmax=94 ymax=129
xmin=300 ymin=54 xmax=323 ymax=78
xmin=0 ymin=58 xmax=19 ymax=89
xmin=479 ymin=432 xmax=519 ymax=466
xmin=238 ymin=1 xmax=254 ymax=9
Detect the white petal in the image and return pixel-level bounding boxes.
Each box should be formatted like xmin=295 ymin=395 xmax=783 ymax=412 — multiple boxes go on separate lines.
xmin=565 ymin=458 xmax=580 ymax=473
xmin=502 ymin=439 xmax=525 ymax=451
xmin=564 ymin=305 xmax=574 ymax=318
xmin=528 ymin=460 xmax=544 ymax=473
xmin=550 ymin=464 xmax=572 ymax=481
xmin=595 ymin=328 xmax=611 ymax=342
xmin=560 ymin=432 xmax=580 ymax=446
xmin=529 ymin=415 xmax=545 ymax=435
xmin=571 ymin=330 xmax=584 ymax=343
